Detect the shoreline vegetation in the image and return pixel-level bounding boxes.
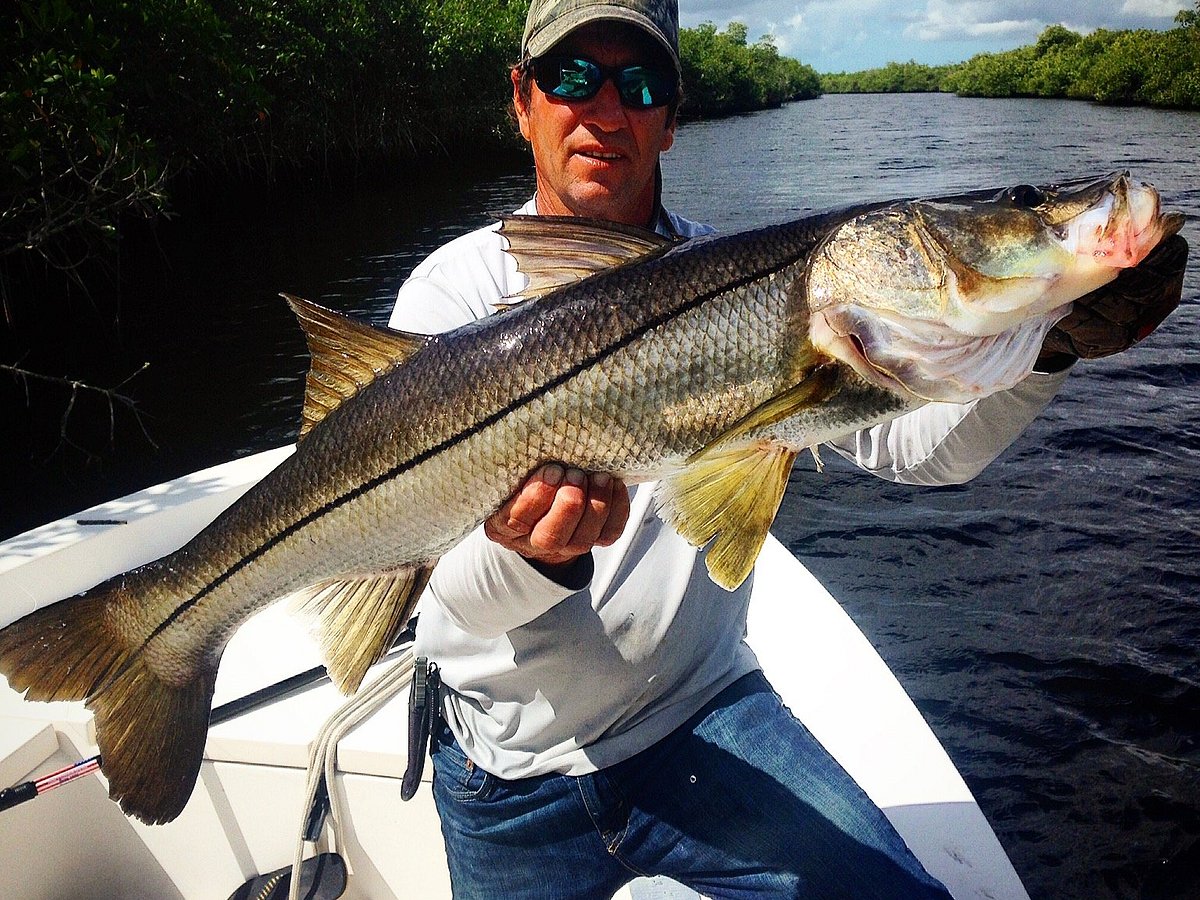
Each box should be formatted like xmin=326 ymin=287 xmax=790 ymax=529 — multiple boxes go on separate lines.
xmin=821 ymin=7 xmax=1200 ymax=110
xmin=2 ymin=4 xmax=817 ymax=274
xmin=7 ymin=0 xmax=1194 ymax=287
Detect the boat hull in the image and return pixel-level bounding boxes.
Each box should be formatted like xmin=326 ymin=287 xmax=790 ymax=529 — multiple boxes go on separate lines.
xmin=0 ymin=448 xmax=1029 ymax=899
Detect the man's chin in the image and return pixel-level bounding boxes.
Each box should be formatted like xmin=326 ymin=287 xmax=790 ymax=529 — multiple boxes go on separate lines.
xmin=565 ymin=188 xmax=651 ymax=227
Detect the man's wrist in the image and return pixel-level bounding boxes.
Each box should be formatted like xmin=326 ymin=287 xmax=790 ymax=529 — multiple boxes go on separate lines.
xmin=527 ymin=552 xmax=594 ymax=590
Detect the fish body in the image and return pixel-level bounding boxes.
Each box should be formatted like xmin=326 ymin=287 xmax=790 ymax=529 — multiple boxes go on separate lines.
xmin=0 ymin=172 xmax=1185 ymax=823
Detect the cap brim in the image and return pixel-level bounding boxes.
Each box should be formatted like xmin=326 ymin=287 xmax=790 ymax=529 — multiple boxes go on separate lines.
xmin=525 ymin=6 xmax=680 ymax=72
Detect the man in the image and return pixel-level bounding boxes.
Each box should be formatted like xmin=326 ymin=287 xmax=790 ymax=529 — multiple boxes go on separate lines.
xmin=390 ymin=2 xmax=1176 ymax=897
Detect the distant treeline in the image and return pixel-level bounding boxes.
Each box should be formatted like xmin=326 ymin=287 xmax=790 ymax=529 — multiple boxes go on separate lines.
xmin=1 ymin=3 xmax=818 ymax=273
xmin=822 ymin=3 xmax=1200 ymax=110
xmin=680 ymin=22 xmax=820 ymax=118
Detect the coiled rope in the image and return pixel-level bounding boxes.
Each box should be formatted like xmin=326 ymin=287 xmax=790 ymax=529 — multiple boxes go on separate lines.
xmin=287 ymin=649 xmax=416 ymax=900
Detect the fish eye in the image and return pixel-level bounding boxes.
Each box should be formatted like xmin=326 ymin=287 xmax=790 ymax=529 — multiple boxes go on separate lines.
xmin=1007 ymin=184 xmax=1047 ymax=208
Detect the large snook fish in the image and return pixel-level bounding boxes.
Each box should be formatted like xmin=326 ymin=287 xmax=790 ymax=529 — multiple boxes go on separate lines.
xmin=0 ymin=172 xmax=1186 ymax=824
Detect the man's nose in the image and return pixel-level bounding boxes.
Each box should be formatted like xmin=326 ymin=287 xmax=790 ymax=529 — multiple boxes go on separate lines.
xmin=581 ymin=79 xmax=626 ymax=129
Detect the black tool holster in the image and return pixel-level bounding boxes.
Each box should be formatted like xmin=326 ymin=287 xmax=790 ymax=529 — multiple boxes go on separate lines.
xmin=400 ymin=656 xmax=440 ymax=801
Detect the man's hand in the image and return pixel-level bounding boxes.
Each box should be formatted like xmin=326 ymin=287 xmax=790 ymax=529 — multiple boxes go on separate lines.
xmin=485 ymin=464 xmax=631 ymax=573
xmin=1037 ymin=234 xmax=1189 ymax=371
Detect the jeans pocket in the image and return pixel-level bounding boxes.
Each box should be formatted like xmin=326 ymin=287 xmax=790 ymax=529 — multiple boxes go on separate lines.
xmin=432 ymin=732 xmax=494 ymax=802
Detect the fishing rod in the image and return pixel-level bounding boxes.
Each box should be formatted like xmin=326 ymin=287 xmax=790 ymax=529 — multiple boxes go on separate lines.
xmin=0 ymin=622 xmax=417 ymax=814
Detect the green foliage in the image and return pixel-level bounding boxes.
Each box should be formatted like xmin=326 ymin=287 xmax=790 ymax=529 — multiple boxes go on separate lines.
xmin=1 ymin=0 xmax=525 ymax=265
xmin=679 ymin=22 xmax=820 ymax=118
xmin=821 ymin=61 xmax=955 ymax=93
xmin=1 ymin=1 xmax=170 ymax=262
xmin=820 ymin=9 xmax=1200 ymax=111
xmin=946 ymin=17 xmax=1200 ymax=109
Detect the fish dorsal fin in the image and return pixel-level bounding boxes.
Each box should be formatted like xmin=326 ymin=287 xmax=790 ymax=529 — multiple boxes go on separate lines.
xmin=289 ymin=564 xmax=436 ymax=693
xmin=499 ymin=215 xmax=674 ymax=302
xmin=654 ymin=367 xmax=840 ymax=590
xmin=282 ymin=294 xmax=428 ymax=439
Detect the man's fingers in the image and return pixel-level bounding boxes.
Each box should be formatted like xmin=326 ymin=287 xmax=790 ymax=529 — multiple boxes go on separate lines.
xmin=1044 ymin=233 xmax=1188 ymax=360
xmin=495 ymin=464 xmax=566 ymax=537
xmin=559 ymin=472 xmax=617 ymax=552
xmin=527 ymin=468 xmax=589 ymax=552
xmin=484 ymin=465 xmax=631 ymax=566
xmin=596 ymin=476 xmax=631 ymax=547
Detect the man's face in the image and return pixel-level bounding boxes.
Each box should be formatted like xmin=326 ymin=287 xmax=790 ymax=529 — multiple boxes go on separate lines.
xmin=512 ymin=23 xmax=677 ymax=227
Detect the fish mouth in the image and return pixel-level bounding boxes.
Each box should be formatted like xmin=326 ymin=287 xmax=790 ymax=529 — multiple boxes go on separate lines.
xmin=1050 ymin=172 xmax=1184 ymax=268
xmin=807 ymin=172 xmax=1183 ymax=403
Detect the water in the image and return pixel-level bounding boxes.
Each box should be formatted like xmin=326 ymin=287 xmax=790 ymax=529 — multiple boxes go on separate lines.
xmin=665 ymin=94 xmax=1200 ymax=899
xmin=2 ymin=93 xmax=1198 ymax=897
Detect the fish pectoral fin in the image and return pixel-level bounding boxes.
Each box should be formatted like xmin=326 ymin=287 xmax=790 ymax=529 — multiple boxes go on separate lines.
xmin=653 ymin=370 xmax=840 ymax=590
xmin=282 ymin=294 xmax=429 ymax=440
xmin=290 ymin=564 xmax=435 ymax=693
xmin=655 ymin=442 xmax=798 ymax=592
xmin=719 ymin=362 xmax=841 ymax=437
xmin=500 ymin=215 xmax=675 ymax=301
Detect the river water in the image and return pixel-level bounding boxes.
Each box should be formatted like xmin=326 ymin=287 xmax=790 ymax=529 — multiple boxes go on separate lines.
xmin=2 ymin=92 xmax=1198 ymax=898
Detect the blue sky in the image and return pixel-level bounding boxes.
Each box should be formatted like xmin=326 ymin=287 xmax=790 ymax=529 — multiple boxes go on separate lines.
xmin=679 ymin=0 xmax=1194 ymax=73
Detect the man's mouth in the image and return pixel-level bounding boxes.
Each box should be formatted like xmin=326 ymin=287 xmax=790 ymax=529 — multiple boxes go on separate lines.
xmin=578 ymin=150 xmax=623 ymax=161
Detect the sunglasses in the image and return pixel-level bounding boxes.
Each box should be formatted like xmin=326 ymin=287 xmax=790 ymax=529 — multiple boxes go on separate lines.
xmin=530 ymin=55 xmax=678 ymax=109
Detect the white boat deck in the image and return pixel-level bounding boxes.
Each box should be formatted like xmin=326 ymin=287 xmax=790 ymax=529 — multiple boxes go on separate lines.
xmin=0 ymin=449 xmax=1029 ymax=899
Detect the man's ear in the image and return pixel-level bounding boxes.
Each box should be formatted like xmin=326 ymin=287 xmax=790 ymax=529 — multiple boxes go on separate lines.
xmin=511 ymin=67 xmax=532 ymax=142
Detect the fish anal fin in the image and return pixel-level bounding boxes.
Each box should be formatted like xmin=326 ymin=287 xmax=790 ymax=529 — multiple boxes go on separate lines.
xmin=500 ymin=215 xmax=674 ymax=301
xmin=282 ymin=294 xmax=428 ymax=440
xmin=290 ymin=564 xmax=435 ymax=694
xmin=88 ymin=654 xmax=217 ymax=824
xmin=656 ymin=442 xmax=798 ymax=591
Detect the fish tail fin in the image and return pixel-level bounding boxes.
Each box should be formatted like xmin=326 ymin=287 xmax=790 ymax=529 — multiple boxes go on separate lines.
xmin=291 ymin=563 xmax=435 ymax=694
xmin=89 ymin=651 xmax=217 ymax=824
xmin=0 ymin=582 xmax=218 ymax=824
xmin=0 ymin=590 xmax=127 ymax=701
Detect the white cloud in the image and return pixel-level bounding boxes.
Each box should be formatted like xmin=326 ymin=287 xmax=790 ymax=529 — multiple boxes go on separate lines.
xmin=1119 ymin=0 xmax=1189 ymax=16
xmin=902 ymin=1 xmax=1045 ymax=42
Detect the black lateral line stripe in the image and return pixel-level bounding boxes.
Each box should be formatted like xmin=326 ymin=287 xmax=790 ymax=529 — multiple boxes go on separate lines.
xmin=139 ymin=253 xmax=804 ymax=650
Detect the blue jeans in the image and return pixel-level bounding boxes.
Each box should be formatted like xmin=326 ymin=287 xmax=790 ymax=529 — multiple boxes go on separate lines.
xmin=430 ymin=670 xmax=952 ymax=899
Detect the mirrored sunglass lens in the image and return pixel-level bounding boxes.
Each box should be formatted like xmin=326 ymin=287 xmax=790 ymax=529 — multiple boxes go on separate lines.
xmin=534 ymin=57 xmax=674 ymax=107
xmin=549 ymin=59 xmax=600 ymax=99
xmin=617 ymin=67 xmax=673 ymax=107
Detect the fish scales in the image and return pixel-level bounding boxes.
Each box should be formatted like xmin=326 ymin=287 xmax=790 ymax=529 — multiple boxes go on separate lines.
xmin=112 ymin=221 xmax=829 ymax=676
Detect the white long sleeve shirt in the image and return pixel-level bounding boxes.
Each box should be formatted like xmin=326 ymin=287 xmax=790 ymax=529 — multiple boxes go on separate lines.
xmin=390 ymin=198 xmax=1068 ymax=779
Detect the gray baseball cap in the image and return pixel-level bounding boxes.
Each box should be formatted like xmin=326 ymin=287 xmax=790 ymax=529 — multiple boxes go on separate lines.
xmin=521 ymin=0 xmax=680 ymax=70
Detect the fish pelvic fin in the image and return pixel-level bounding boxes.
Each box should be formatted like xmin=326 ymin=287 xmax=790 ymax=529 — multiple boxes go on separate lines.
xmin=656 ymin=442 xmax=798 ymax=592
xmin=282 ymin=294 xmax=428 ymax=440
xmin=89 ymin=652 xmax=217 ymax=824
xmin=290 ymin=564 xmax=435 ymax=694
xmin=0 ymin=583 xmax=218 ymax=824
xmin=653 ymin=368 xmax=840 ymax=590
xmin=499 ymin=215 xmax=674 ymax=302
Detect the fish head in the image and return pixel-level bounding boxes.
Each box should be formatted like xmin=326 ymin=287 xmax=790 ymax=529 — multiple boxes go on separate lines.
xmin=806 ymin=172 xmax=1185 ymax=403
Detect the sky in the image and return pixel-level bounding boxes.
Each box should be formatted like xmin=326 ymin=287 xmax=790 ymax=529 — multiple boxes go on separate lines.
xmin=678 ymin=0 xmax=1194 ymax=73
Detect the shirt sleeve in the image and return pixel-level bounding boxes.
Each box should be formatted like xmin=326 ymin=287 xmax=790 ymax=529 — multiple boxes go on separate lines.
xmin=425 ymin=528 xmax=583 ymax=639
xmin=825 ymin=370 xmax=1070 ymax=486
